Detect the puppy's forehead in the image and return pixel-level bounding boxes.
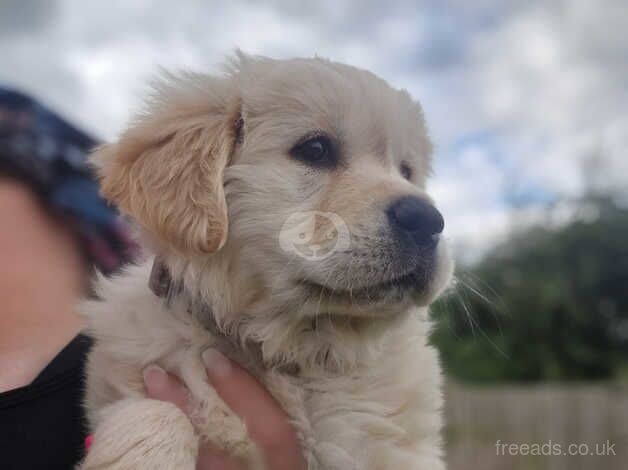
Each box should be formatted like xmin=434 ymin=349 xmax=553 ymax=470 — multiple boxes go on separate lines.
xmin=241 ymin=58 xmax=431 ymax=167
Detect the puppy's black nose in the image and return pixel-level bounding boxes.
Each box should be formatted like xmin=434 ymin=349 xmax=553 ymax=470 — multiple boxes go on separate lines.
xmin=387 ymin=196 xmax=444 ymax=245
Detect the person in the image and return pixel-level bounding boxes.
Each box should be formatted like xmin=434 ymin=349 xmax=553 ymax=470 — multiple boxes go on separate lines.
xmin=0 ymin=88 xmax=305 ymax=470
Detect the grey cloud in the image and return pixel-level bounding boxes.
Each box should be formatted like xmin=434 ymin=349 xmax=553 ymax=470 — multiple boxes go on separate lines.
xmin=0 ymin=0 xmax=625 ymax=248
xmin=0 ymin=0 xmax=57 ymax=37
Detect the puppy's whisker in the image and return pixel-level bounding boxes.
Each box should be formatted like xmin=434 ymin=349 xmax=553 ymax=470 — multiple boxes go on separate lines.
xmin=448 ymin=276 xmax=509 ymax=359
xmin=456 ymin=292 xmax=476 ymax=338
xmin=268 ymin=252 xmax=302 ymax=302
xmin=466 ymin=275 xmax=508 ymax=345
xmin=458 ymin=271 xmax=508 ymax=321
xmin=343 ymin=258 xmax=367 ymax=316
xmin=456 ymin=277 xmax=494 ymax=311
xmin=462 ymin=271 xmax=505 ymax=306
xmin=314 ymin=265 xmax=336 ymax=328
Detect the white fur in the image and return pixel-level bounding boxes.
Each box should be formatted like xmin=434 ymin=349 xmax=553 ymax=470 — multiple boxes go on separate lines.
xmin=79 ymin=53 xmax=452 ymax=470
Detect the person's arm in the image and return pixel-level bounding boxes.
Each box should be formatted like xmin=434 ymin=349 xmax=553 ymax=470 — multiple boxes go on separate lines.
xmin=143 ymin=349 xmax=306 ymax=470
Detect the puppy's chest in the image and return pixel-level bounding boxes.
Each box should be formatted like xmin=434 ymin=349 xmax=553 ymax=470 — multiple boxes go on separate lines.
xmin=108 ymin=320 xmax=422 ymax=468
xmin=262 ymin=363 xmax=430 ymax=470
xmin=142 ymin=320 xmax=428 ymax=469
xmin=85 ymin=281 xmax=440 ymax=468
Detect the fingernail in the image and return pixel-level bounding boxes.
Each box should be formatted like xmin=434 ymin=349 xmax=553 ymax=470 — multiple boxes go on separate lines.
xmin=202 ymin=348 xmax=231 ymax=379
xmin=143 ymin=364 xmax=167 ymax=391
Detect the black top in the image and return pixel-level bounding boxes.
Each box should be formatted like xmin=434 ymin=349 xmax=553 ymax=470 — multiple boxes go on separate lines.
xmin=0 ymin=335 xmax=92 ymax=470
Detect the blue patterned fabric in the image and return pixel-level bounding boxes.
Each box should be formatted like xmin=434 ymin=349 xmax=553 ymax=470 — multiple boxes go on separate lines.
xmin=0 ymin=87 xmax=136 ymax=273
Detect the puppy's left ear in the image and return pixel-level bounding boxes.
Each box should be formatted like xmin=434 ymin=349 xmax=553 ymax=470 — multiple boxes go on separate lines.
xmin=91 ymin=74 xmax=241 ymax=256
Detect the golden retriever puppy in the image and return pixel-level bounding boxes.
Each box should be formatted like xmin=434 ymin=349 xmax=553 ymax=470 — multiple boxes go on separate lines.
xmin=79 ymin=52 xmax=453 ymax=470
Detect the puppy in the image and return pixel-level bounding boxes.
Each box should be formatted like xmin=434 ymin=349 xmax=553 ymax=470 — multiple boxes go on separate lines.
xmin=79 ymin=53 xmax=454 ymax=470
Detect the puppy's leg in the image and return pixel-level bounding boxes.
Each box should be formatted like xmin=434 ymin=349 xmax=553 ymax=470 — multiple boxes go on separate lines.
xmin=80 ymin=395 xmax=266 ymax=470
xmin=78 ymin=398 xmax=198 ymax=470
xmin=181 ymin=357 xmax=266 ymax=470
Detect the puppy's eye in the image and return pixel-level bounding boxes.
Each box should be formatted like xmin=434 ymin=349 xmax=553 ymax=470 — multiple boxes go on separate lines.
xmin=400 ymin=162 xmax=413 ymax=181
xmin=290 ymin=135 xmax=337 ymax=169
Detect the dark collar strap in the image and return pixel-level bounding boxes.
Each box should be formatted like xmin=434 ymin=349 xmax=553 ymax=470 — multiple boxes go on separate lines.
xmin=149 ymin=257 xmax=172 ymax=298
xmin=147 ymin=257 xmax=300 ymax=376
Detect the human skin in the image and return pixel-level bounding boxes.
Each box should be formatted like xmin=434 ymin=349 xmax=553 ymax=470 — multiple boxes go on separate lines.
xmin=0 ymin=176 xmax=86 ymax=392
xmin=143 ymin=348 xmax=306 ymax=470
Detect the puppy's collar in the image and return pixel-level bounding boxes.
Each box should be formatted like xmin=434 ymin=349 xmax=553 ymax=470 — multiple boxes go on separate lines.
xmin=149 ymin=257 xmax=177 ymax=299
xmin=149 ymin=256 xmax=228 ymax=340
xmin=148 ymin=257 xmax=301 ymax=376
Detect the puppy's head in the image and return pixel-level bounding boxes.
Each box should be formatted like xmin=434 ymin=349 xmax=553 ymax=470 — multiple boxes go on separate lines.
xmin=94 ymin=53 xmax=453 ymax=319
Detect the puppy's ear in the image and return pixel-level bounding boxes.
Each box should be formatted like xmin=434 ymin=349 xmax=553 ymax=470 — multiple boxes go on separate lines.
xmin=92 ymin=73 xmax=241 ymax=256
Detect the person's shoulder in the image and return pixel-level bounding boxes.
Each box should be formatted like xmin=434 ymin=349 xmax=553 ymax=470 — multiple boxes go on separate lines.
xmin=0 ymin=334 xmax=92 ymax=470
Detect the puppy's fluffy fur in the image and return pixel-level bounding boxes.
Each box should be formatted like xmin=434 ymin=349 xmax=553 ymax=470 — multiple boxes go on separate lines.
xmin=80 ymin=53 xmax=453 ymax=469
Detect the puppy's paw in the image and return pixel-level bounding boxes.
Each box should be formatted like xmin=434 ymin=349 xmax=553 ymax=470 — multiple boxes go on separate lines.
xmin=193 ymin=394 xmax=266 ymax=470
xmin=79 ymin=398 xmax=198 ymax=470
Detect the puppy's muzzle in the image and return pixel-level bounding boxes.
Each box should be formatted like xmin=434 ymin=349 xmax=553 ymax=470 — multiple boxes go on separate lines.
xmin=386 ymin=196 xmax=444 ymax=249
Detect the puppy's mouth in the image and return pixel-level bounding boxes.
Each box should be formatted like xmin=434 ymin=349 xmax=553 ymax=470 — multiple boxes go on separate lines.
xmin=299 ymin=264 xmax=431 ymax=305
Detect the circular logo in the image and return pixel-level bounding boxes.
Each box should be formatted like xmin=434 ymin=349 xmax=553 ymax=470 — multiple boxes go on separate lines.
xmin=279 ymin=211 xmax=350 ymax=260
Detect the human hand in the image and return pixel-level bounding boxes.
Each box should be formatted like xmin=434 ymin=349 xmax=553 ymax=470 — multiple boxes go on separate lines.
xmin=143 ymin=349 xmax=306 ymax=470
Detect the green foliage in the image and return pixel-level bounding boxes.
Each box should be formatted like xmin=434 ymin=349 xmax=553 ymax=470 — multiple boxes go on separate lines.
xmin=431 ymin=195 xmax=628 ymax=383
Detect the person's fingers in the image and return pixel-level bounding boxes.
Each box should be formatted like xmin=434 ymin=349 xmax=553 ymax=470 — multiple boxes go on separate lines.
xmin=143 ymin=365 xmax=245 ymax=469
xmin=142 ymin=357 xmax=306 ymax=470
xmin=143 ymin=365 xmax=190 ymax=414
xmin=196 ymin=443 xmax=245 ymax=470
xmin=202 ymin=349 xmax=306 ymax=470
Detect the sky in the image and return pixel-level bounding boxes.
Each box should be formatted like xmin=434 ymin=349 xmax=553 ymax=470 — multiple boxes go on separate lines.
xmin=1 ymin=0 xmax=626 ymax=261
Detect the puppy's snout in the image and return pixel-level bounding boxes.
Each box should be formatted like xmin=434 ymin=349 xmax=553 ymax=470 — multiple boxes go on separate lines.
xmin=387 ymin=196 xmax=444 ymax=246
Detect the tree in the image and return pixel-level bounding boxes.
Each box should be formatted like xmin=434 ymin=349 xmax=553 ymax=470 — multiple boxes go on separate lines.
xmin=431 ymin=195 xmax=628 ymax=382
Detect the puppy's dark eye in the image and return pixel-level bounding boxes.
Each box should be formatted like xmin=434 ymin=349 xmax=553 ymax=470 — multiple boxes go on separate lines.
xmin=400 ymin=162 xmax=413 ymax=181
xmin=290 ymin=135 xmax=337 ymax=169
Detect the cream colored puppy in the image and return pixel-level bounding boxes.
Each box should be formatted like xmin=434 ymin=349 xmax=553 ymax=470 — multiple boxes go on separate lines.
xmin=80 ymin=53 xmax=453 ymax=470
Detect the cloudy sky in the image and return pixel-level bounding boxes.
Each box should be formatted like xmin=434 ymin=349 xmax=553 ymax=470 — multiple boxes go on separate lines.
xmin=1 ymin=0 xmax=626 ymax=259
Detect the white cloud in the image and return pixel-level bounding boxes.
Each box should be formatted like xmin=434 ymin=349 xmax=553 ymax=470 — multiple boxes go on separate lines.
xmin=0 ymin=0 xmax=625 ymax=261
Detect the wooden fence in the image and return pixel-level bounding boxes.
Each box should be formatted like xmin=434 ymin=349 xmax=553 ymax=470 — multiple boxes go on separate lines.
xmin=444 ymin=383 xmax=628 ymax=470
